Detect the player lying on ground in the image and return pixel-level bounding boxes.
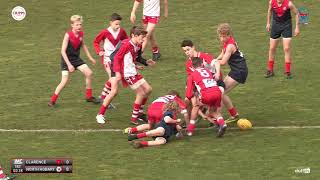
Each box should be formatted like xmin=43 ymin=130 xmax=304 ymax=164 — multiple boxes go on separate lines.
xmin=186 ymin=57 xmax=227 ymax=137
xmin=93 ymin=13 xmax=128 ymax=108
xmin=96 ymin=26 xmax=156 ymax=124
xmin=48 ymin=15 xmax=99 ymax=107
xmin=128 ymin=101 xmax=183 ymax=148
xmin=123 ymin=90 xmax=189 ymax=134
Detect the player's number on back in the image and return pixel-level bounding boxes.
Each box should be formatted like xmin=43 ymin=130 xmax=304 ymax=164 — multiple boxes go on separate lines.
xmin=197 ymin=69 xmax=210 ymax=78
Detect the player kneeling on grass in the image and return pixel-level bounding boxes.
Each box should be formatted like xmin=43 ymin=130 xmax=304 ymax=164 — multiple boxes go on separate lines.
xmin=124 ymin=90 xmax=189 ymax=134
xmin=128 ymin=101 xmax=183 ymax=148
xmin=186 ymin=57 xmax=227 ymax=137
xmin=48 ymin=15 xmax=99 ymax=107
xmin=96 ymin=26 xmax=156 ymax=124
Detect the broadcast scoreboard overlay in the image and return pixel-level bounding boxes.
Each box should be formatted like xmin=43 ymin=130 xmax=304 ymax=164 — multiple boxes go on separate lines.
xmin=11 ymin=158 xmax=73 ymax=173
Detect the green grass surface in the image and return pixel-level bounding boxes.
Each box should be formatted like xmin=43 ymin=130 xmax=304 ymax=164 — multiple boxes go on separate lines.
xmin=1 ymin=0 xmax=320 ymax=179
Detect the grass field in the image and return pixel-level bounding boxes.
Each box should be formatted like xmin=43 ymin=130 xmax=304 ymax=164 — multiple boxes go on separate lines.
xmin=1 ymin=0 xmax=320 ymax=179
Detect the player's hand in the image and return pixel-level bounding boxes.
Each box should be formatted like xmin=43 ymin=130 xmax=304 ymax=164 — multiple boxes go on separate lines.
xmin=68 ymin=65 xmax=75 ymax=72
xmin=294 ymin=27 xmax=300 ymax=36
xmin=130 ymin=13 xmax=136 ymax=24
xmin=266 ymin=23 xmax=271 ymax=32
xmin=176 ymin=119 xmax=181 ymax=123
xmin=136 ymin=65 xmax=144 ymax=70
xmin=98 ymin=51 xmax=104 ymax=56
xmin=213 ymin=73 xmax=220 ymax=81
xmin=146 ymin=59 xmax=156 ymax=66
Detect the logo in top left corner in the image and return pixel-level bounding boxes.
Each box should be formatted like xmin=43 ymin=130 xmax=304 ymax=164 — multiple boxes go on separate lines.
xmin=11 ymin=6 xmax=26 ymax=21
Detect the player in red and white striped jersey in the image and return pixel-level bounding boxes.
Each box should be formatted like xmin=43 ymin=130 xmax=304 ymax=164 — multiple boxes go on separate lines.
xmin=96 ymin=26 xmax=156 ymax=125
xmin=93 ymin=13 xmax=128 ymax=108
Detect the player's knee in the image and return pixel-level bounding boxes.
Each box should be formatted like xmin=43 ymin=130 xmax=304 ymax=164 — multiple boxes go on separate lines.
xmin=155 ymin=137 xmax=167 ymax=144
xmin=283 ymin=46 xmax=290 ymax=53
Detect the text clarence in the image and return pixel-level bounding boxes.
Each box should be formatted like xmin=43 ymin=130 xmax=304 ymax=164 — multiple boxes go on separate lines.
xmin=25 ymin=160 xmax=47 ymax=165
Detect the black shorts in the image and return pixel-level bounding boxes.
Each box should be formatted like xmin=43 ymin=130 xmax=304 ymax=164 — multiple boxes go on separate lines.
xmin=110 ymin=61 xmax=116 ymax=77
xmin=270 ymin=21 xmax=292 ymax=39
xmin=228 ymin=70 xmax=248 ymax=84
xmin=61 ymin=58 xmax=85 ymax=71
xmin=154 ymin=121 xmax=177 ymax=142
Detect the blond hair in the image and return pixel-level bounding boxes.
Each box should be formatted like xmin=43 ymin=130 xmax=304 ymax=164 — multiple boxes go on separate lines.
xmin=163 ymin=101 xmax=180 ymax=113
xmin=70 ymin=15 xmax=83 ymax=24
xmin=217 ymin=23 xmax=232 ymax=36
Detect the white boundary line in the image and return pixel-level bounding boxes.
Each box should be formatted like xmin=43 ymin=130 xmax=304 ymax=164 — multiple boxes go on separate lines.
xmin=1 ymin=126 xmax=320 ymax=133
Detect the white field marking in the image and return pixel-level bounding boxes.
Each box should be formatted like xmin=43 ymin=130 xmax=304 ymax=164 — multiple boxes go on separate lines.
xmin=1 ymin=126 xmax=320 ymax=133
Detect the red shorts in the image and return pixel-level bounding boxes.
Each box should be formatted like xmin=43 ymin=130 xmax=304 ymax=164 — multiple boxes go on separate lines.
xmin=142 ymin=16 xmax=160 ymax=25
xmin=147 ymin=102 xmax=164 ymax=124
xmin=200 ymin=87 xmax=222 ymax=108
xmin=124 ymin=74 xmax=146 ymax=90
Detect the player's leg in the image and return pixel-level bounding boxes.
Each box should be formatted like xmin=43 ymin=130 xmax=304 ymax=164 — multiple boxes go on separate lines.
xmin=283 ymin=38 xmax=293 ymax=78
xmin=187 ymin=96 xmax=200 ymax=136
xmin=77 ymin=64 xmax=99 ymax=103
xmin=223 ymin=75 xmax=240 ymax=119
xmin=146 ymin=23 xmax=161 ymax=61
xmin=131 ymin=137 xmax=167 ymax=148
xmin=138 ymin=81 xmax=152 ymax=118
xmin=265 ymin=38 xmax=280 ymax=78
xmin=124 ymin=123 xmax=151 ymax=134
xmin=100 ymin=62 xmax=113 ymax=101
xmin=128 ymin=127 xmax=165 ymax=141
xmin=96 ymin=77 xmax=119 ymax=124
xmin=131 ymin=86 xmax=147 ymax=124
xmin=48 ymin=71 xmax=69 ymax=106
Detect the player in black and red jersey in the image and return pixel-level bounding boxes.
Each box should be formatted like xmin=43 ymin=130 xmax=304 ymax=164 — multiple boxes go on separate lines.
xmin=215 ymin=23 xmax=248 ymax=121
xmin=48 ymin=15 xmax=99 ymax=107
xmin=265 ymin=0 xmax=300 ymax=79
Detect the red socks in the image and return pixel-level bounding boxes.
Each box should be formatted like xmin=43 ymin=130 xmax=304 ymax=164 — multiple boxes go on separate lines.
xmin=98 ymin=105 xmax=107 ymax=115
xmin=140 ymin=141 xmax=149 ymax=147
xmin=86 ymin=89 xmax=92 ymax=99
xmin=50 ymin=93 xmax=59 ymax=103
xmin=130 ymin=127 xmax=138 ymax=134
xmin=137 ymin=132 xmax=147 ymax=139
xmin=101 ymin=80 xmax=112 ymax=100
xmin=217 ymin=117 xmax=225 ymax=126
xmin=152 ymin=46 xmax=159 ymax=54
xmin=268 ymin=59 xmax=292 ymax=74
xmin=228 ymin=107 xmax=238 ymax=117
xmin=285 ymin=62 xmax=291 ymax=74
xmin=268 ymin=60 xmax=274 ymax=72
xmin=131 ymin=103 xmax=141 ymax=123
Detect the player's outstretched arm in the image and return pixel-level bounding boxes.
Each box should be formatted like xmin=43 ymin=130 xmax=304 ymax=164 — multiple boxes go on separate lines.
xmin=130 ymin=0 xmax=141 ymax=24
xmin=82 ymin=40 xmax=96 ymax=65
xmin=61 ymin=33 xmax=74 ymax=72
